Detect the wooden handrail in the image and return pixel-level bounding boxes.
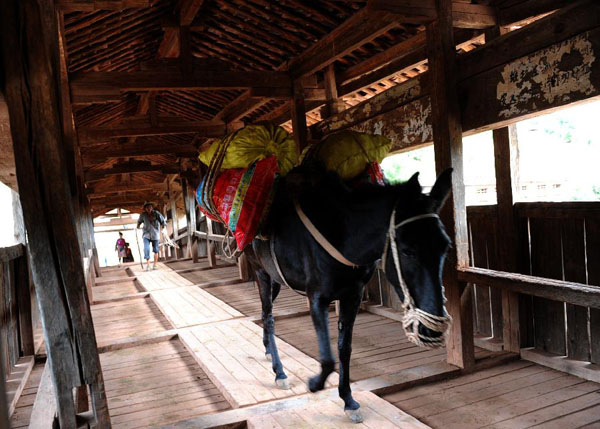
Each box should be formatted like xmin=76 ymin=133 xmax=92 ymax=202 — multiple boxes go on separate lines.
xmin=457 ymin=267 xmax=600 ymax=309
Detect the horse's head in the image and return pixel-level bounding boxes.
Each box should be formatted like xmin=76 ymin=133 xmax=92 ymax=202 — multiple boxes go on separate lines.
xmin=384 ymin=168 xmax=453 ymax=348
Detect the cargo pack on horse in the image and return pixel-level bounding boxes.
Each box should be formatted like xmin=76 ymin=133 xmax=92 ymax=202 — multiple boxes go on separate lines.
xmin=246 ymin=163 xmax=454 ymax=423
xmin=198 ymin=125 xmax=453 ymax=423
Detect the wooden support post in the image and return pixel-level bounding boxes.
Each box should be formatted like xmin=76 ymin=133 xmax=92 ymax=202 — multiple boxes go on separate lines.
xmin=182 ymin=176 xmax=199 ymax=263
xmin=238 ymin=253 xmax=250 ymax=282
xmin=0 ymin=1 xmax=110 ymax=426
xmin=320 ymin=64 xmax=345 ymax=119
xmin=484 ymin=23 xmax=521 ymax=353
xmin=427 ymin=0 xmax=474 ymax=370
xmin=206 ymin=218 xmax=217 ymax=268
xmin=14 ymin=254 xmax=34 ymax=356
xmin=290 ymin=79 xmax=308 ymax=153
xmin=493 ymin=125 xmax=521 ymax=353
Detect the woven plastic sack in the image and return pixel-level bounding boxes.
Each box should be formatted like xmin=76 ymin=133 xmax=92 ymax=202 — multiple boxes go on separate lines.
xmin=198 ymin=123 xmax=297 ymax=176
xmin=302 ymin=130 xmax=392 ymax=180
xmin=196 ymin=156 xmax=279 ymax=250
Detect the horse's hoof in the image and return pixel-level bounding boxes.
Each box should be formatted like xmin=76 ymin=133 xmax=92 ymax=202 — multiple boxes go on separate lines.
xmin=276 ymin=378 xmax=290 ymax=390
xmin=265 ymin=353 xmax=272 ymax=362
xmin=308 ymin=376 xmax=323 ymax=393
xmin=345 ymin=409 xmax=364 ymax=424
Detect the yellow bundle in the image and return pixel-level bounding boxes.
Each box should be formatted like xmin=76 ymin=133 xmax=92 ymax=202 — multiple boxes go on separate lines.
xmin=302 ymin=130 xmax=392 ymax=180
xmin=198 ymin=123 xmax=298 ymax=176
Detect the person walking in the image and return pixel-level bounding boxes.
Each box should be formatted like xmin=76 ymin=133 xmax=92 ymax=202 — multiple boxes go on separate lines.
xmin=115 ymin=232 xmax=127 ymax=267
xmin=137 ymin=201 xmax=166 ymax=271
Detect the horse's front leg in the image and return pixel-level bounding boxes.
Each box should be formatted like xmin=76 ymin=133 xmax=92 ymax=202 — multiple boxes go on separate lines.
xmin=256 ymin=269 xmax=290 ymax=389
xmin=308 ymin=294 xmax=335 ymax=392
xmin=338 ymin=292 xmax=363 ymax=423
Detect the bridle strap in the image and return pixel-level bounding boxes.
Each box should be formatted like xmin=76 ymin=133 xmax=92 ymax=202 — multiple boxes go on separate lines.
xmin=294 ymin=199 xmax=358 ymax=267
xmin=388 ymin=209 xmax=451 ymax=348
xmin=395 ymin=213 xmax=440 ymax=228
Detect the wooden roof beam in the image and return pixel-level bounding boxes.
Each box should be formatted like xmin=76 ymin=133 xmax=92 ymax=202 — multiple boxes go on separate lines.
xmin=367 ymin=0 xmax=497 ymax=30
xmin=78 ymin=119 xmax=226 ymax=142
xmin=69 ymin=70 xmax=292 ymax=100
xmin=288 ymin=8 xmax=401 ymax=79
xmin=87 ymin=182 xmax=168 ymax=195
xmin=85 ymin=163 xmax=179 ymax=182
xmin=82 ymin=143 xmax=197 ymax=164
xmin=56 ymin=1 xmax=152 ymax=11
xmin=498 ymin=0 xmax=571 ymax=27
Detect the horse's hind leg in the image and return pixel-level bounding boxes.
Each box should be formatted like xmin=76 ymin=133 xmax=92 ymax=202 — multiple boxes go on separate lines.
xmin=338 ymin=293 xmax=363 ymax=423
xmin=308 ymin=294 xmax=335 ymax=392
xmin=256 ymin=269 xmax=289 ymax=389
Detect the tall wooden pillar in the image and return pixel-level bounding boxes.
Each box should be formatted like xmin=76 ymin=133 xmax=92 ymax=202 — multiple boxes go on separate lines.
xmin=182 ymin=176 xmax=199 ymax=263
xmin=0 ymin=0 xmax=110 ymax=426
xmin=290 ymin=79 xmax=308 ymax=153
xmin=169 ymin=183 xmax=180 ymax=260
xmin=427 ymin=0 xmax=474 ymax=370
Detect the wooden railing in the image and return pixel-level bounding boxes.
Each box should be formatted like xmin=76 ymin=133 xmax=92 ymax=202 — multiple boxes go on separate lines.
xmin=0 ymin=244 xmax=34 ymax=380
xmin=366 ymin=201 xmax=600 ymax=369
xmin=464 ymin=202 xmax=600 ymax=365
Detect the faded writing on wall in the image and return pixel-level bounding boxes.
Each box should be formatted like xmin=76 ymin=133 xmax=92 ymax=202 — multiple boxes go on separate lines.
xmin=497 ymin=33 xmax=596 ymax=118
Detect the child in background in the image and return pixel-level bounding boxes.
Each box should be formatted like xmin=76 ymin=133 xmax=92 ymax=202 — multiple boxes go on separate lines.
xmin=115 ymin=232 xmax=127 ymax=267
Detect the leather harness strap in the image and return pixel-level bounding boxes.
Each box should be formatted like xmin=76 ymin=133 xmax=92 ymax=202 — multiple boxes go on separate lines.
xmin=294 ymin=199 xmax=358 ymax=268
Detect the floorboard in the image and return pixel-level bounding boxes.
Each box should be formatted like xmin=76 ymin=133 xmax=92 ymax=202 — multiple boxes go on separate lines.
xmin=100 ymin=339 xmax=230 ymax=428
xmin=247 ymin=391 xmax=430 ymax=429
xmin=9 ymin=363 xmax=44 ymax=429
xmin=383 ymin=361 xmax=600 ymax=429
xmin=91 ymin=297 xmax=172 ymax=346
xmin=180 ymin=319 xmax=337 ymax=408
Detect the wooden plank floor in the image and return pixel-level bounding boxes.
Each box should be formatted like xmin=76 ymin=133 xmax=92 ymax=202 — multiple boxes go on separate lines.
xmin=276 ymin=312 xmax=447 ymax=381
xmin=200 ymin=280 xmax=307 ymax=317
xmin=151 ymin=286 xmax=243 ymax=328
xmin=92 ymin=280 xmax=141 ymax=302
xmin=129 ymin=264 xmax=196 ymax=291
xmin=247 ymin=391 xmax=430 ymax=429
xmin=175 ymin=264 xmax=242 ymax=286
xmin=91 ymin=297 xmax=172 ymax=346
xmin=9 ymin=363 xmax=44 ymax=428
xmin=101 ymin=339 xmax=230 ymax=428
xmin=383 ymin=360 xmax=600 ymax=429
xmin=180 ymin=319 xmax=337 ymax=408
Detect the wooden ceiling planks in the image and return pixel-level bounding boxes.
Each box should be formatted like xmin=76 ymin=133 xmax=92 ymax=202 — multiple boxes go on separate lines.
xmin=60 ymin=0 xmax=550 ymax=212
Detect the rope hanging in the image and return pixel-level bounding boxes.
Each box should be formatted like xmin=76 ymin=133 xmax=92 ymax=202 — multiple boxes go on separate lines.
xmin=388 ymin=211 xmax=452 ymax=349
xmin=200 ymin=131 xmax=243 ymax=258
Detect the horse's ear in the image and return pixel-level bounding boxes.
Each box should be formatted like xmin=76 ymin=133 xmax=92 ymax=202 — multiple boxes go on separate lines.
xmin=430 ymin=168 xmax=453 ymax=212
xmin=407 ymin=172 xmax=421 ymax=193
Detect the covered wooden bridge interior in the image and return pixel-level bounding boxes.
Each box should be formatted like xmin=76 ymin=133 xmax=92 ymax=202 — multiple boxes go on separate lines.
xmin=1 ymin=0 xmax=600 ymax=427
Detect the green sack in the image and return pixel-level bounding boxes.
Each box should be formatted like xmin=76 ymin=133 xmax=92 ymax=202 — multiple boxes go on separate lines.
xmin=198 ymin=123 xmax=298 ymax=176
xmin=302 ymin=131 xmax=392 ymax=180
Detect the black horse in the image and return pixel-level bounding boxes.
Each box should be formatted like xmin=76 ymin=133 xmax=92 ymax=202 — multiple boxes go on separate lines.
xmin=246 ymin=164 xmax=453 ymax=423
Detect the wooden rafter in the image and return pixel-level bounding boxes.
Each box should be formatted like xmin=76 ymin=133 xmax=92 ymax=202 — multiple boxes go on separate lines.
xmin=69 ymin=69 xmax=293 ymax=100
xmin=56 ymin=0 xmax=152 ymax=11
xmin=87 ymin=181 xmax=168 ymax=195
xmin=288 ymin=9 xmax=400 ymax=79
xmin=78 ymin=119 xmax=226 ymax=142
xmin=368 ymin=0 xmax=497 ymax=29
xmin=82 ymin=143 xmax=197 ymax=163
xmin=85 ymin=163 xmax=178 ymax=182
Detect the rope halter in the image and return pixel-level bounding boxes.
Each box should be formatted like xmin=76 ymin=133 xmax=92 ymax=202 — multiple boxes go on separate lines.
xmin=388 ymin=210 xmax=452 ymax=349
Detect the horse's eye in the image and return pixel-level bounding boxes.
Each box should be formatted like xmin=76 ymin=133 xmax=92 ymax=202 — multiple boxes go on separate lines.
xmin=401 ymin=249 xmax=416 ymax=258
